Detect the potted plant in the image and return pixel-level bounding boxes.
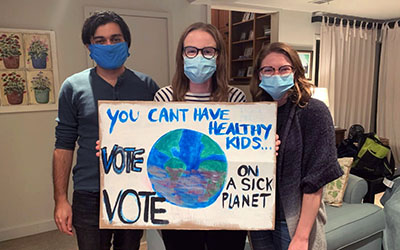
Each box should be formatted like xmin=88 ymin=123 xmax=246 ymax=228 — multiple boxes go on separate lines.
xmin=28 ymin=37 xmax=48 ymax=69
xmin=1 ymin=72 xmax=26 ymax=105
xmin=31 ymin=71 xmax=51 ymax=103
xmin=0 ymin=33 xmax=22 ymax=69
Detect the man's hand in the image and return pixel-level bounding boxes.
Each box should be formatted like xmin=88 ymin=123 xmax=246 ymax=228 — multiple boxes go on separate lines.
xmin=53 ymin=148 xmax=74 ymax=236
xmin=54 ymin=199 xmax=73 ymax=236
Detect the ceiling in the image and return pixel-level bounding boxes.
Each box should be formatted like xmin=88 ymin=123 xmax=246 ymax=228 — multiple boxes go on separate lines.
xmin=194 ymin=0 xmax=400 ymax=20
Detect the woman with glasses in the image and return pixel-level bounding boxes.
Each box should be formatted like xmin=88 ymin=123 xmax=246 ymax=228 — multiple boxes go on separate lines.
xmin=154 ymin=22 xmax=246 ymax=103
xmin=248 ymin=42 xmax=342 ymax=250
xmin=154 ymin=22 xmax=247 ymax=250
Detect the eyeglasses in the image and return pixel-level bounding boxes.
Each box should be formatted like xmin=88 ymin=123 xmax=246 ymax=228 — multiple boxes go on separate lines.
xmin=183 ymin=46 xmax=218 ymax=59
xmin=259 ymin=65 xmax=294 ymax=77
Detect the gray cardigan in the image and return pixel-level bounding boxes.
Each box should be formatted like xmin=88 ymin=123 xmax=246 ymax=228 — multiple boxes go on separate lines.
xmin=277 ymin=98 xmax=343 ymax=249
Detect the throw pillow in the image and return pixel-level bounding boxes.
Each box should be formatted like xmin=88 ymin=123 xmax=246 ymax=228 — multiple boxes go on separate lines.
xmin=323 ymin=157 xmax=353 ymax=207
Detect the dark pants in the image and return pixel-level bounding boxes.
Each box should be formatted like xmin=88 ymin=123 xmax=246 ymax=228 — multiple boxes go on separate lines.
xmin=161 ymin=229 xmax=247 ymax=250
xmin=249 ymin=220 xmax=291 ymax=250
xmin=72 ymin=191 xmax=143 ymax=250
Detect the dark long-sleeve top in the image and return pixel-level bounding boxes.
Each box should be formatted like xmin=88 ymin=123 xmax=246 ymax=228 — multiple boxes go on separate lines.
xmin=55 ymin=68 xmax=159 ymax=191
xmin=276 ymin=98 xmax=343 ymax=249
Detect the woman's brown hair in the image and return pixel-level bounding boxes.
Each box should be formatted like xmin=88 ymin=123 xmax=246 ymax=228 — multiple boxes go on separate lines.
xmin=249 ymin=42 xmax=313 ymax=107
xmin=171 ymin=22 xmax=229 ymax=101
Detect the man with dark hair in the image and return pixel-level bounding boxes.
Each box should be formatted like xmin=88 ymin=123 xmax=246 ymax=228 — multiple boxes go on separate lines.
xmin=53 ymin=10 xmax=159 ymax=250
xmin=81 ymin=10 xmax=131 ymax=47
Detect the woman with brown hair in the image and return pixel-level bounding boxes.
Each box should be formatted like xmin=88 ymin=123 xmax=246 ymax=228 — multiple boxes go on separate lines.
xmin=94 ymin=22 xmax=249 ymax=249
xmin=248 ymin=42 xmax=342 ymax=250
xmin=154 ymin=22 xmax=247 ymax=250
xmin=154 ymin=22 xmax=246 ymax=103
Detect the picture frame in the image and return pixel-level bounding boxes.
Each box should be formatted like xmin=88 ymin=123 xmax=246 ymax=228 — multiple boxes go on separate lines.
xmin=243 ymin=47 xmax=253 ymax=58
xmin=263 ymin=25 xmax=271 ymax=37
xmin=248 ymin=30 xmax=254 ymax=40
xmin=239 ymin=32 xmax=247 ymax=41
xmin=237 ymin=68 xmax=246 ymax=77
xmin=0 ymin=28 xmax=60 ymax=113
xmin=297 ymin=50 xmax=313 ymax=80
xmin=246 ymin=66 xmax=253 ymax=77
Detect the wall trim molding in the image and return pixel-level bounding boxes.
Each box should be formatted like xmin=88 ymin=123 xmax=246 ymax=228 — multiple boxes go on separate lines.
xmin=0 ymin=220 xmax=56 ymax=242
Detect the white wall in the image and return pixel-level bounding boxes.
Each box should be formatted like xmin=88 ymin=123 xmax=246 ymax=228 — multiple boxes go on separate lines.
xmin=277 ymin=9 xmax=321 ymax=83
xmin=278 ymin=9 xmax=320 ymax=49
xmin=0 ymin=0 xmax=207 ymax=241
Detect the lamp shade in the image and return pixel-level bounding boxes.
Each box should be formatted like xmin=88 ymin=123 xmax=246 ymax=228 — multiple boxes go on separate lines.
xmin=312 ymin=87 xmax=329 ymax=107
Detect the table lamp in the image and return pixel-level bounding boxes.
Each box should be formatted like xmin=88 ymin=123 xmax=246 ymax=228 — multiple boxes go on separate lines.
xmin=312 ymin=87 xmax=337 ymax=127
xmin=312 ymin=87 xmax=330 ymax=108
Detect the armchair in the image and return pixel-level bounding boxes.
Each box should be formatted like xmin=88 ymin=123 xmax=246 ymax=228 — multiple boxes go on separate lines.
xmin=325 ymin=174 xmax=385 ymax=250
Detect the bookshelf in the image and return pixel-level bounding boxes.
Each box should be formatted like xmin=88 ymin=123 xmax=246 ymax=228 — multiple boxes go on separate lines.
xmin=229 ymin=11 xmax=278 ymax=85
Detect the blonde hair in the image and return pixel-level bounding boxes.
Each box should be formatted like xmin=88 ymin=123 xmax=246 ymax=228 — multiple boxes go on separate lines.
xmin=249 ymin=42 xmax=313 ymax=107
xmin=171 ymin=22 xmax=229 ymax=101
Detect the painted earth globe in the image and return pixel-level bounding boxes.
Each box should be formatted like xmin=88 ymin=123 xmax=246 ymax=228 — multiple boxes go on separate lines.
xmin=147 ymin=129 xmax=227 ymax=208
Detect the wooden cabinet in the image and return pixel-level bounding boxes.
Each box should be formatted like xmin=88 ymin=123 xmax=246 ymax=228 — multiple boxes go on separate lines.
xmin=335 ymin=127 xmax=346 ymax=146
xmin=212 ymin=10 xmax=278 ymax=85
xmin=211 ymin=9 xmax=229 ymax=59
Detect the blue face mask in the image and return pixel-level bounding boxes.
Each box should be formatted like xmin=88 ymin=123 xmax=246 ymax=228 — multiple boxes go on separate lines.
xmin=89 ymin=42 xmax=130 ymax=70
xmin=184 ymin=56 xmax=217 ymax=84
xmin=259 ymin=73 xmax=294 ymax=100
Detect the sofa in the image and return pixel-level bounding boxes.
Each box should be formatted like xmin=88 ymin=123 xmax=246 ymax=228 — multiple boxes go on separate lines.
xmin=380 ymin=176 xmax=400 ymax=250
xmin=325 ymin=174 xmax=385 ymax=250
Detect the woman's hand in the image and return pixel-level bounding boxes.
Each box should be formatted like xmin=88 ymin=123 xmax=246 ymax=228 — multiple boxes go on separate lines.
xmin=275 ymin=134 xmax=281 ymax=156
xmin=289 ymin=188 xmax=323 ymax=250
xmin=96 ymin=140 xmax=100 ymax=157
xmin=288 ymin=236 xmax=308 ymax=250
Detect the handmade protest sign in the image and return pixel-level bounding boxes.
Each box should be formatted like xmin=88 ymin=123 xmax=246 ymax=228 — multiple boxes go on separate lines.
xmin=98 ymin=101 xmax=277 ymax=230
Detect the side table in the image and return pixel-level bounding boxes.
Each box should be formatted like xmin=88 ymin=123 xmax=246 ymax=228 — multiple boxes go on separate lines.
xmin=335 ymin=127 xmax=346 ymax=147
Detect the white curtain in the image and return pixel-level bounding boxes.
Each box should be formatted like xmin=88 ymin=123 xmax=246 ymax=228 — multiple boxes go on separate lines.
xmin=319 ymin=18 xmax=378 ymax=133
xmin=377 ymin=22 xmax=400 ymax=166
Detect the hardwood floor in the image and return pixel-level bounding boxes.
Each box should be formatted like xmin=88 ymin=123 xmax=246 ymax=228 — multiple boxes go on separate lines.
xmin=0 ymin=230 xmax=149 ymax=250
xmin=0 ymin=230 xmax=77 ymax=250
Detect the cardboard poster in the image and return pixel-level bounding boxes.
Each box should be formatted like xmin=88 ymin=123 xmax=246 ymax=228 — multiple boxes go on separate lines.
xmin=98 ymin=101 xmax=277 ymax=230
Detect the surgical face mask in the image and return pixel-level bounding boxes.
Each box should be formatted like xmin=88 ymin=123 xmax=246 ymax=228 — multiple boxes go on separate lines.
xmin=259 ymin=73 xmax=294 ymax=100
xmin=183 ymin=56 xmax=217 ymax=84
xmin=89 ymin=42 xmax=130 ymax=70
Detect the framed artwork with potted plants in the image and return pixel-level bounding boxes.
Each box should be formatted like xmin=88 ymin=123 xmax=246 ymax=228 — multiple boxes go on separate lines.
xmin=0 ymin=28 xmax=59 ymax=113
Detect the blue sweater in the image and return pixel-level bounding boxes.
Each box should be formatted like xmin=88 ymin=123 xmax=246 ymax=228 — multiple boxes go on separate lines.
xmin=55 ymin=68 xmax=159 ymax=191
